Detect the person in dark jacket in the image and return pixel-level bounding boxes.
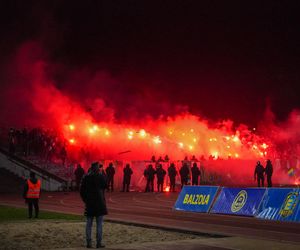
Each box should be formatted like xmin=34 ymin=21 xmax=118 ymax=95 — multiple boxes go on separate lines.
xmin=123 ymin=164 xmax=133 ymax=192
xmin=168 ymin=163 xmax=177 ymax=192
xmin=156 ymin=164 xmax=166 ymax=192
xmin=23 ymin=172 xmax=41 ymax=218
xmin=80 ymin=162 xmax=107 ymax=248
xmin=191 ymin=162 xmax=201 ymax=185
xmin=265 ymin=159 xmax=273 ymax=187
xmin=74 ymin=164 xmax=85 ymax=191
xmin=254 ymin=161 xmax=265 ymax=187
xmin=144 ymin=164 xmax=156 ymax=192
xmin=105 ymin=162 xmax=115 ymax=192
xmin=179 ymin=163 xmax=189 ymax=189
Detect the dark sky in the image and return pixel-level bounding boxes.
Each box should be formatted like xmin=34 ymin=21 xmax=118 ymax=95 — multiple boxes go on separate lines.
xmin=1 ymin=0 xmax=300 ymax=126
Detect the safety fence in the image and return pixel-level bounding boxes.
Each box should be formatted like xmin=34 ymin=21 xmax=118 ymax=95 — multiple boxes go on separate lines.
xmin=174 ymin=186 xmax=300 ymax=223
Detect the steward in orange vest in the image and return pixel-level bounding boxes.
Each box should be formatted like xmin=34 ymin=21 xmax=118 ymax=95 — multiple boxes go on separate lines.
xmin=23 ymin=172 xmax=41 ymax=218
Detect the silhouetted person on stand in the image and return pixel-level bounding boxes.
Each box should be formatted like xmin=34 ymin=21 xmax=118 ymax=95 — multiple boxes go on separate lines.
xmin=265 ymin=159 xmax=273 ymax=187
xmin=164 ymin=155 xmax=170 ymax=162
xmin=254 ymin=161 xmax=265 ymax=187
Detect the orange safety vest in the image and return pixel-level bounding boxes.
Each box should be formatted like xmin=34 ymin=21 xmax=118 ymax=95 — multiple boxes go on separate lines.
xmin=26 ymin=179 xmax=41 ymax=199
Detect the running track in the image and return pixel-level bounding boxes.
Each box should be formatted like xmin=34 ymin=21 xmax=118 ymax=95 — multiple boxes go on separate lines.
xmin=1 ymin=191 xmax=300 ymax=243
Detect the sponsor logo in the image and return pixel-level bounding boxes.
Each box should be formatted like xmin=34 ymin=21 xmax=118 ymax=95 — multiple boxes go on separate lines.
xmin=183 ymin=194 xmax=210 ymax=205
xmin=279 ymin=192 xmax=299 ymax=218
xmin=231 ymin=190 xmax=247 ymax=212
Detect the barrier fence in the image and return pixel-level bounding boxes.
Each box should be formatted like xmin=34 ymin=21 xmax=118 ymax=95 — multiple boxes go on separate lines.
xmin=174 ymin=186 xmax=300 ymax=223
xmin=257 ymin=188 xmax=300 ymax=222
xmin=174 ymin=186 xmax=219 ymax=213
xmin=210 ymin=187 xmax=266 ymax=216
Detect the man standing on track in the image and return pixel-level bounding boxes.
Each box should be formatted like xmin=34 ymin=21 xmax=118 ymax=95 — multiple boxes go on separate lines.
xmin=144 ymin=164 xmax=156 ymax=192
xmin=123 ymin=163 xmax=133 ymax=192
xmin=179 ymin=163 xmax=189 ymax=188
xmin=191 ymin=162 xmax=201 ymax=185
xmin=80 ymin=162 xmax=107 ymax=248
xmin=254 ymin=161 xmax=265 ymax=187
xmin=265 ymin=159 xmax=273 ymax=187
xmin=74 ymin=164 xmax=85 ymax=191
xmin=156 ymin=164 xmax=166 ymax=192
xmin=23 ymin=171 xmax=41 ymax=219
xmin=105 ymin=162 xmax=115 ymax=192
xmin=168 ymin=163 xmax=177 ymax=192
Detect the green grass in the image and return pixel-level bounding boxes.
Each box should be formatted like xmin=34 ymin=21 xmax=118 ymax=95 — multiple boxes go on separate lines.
xmin=0 ymin=205 xmax=83 ymax=222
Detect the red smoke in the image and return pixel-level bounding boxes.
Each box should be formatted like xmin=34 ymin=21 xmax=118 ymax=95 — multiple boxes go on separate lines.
xmin=1 ymin=41 xmax=299 ymax=186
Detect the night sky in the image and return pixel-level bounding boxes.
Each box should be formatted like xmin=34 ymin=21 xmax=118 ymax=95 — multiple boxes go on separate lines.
xmin=1 ymin=0 xmax=300 ymax=126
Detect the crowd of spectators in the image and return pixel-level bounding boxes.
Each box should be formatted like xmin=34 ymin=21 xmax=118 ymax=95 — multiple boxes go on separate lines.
xmin=7 ymin=127 xmax=67 ymax=165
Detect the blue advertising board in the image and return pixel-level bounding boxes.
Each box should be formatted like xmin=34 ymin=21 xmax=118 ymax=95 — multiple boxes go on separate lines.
xmin=256 ymin=188 xmax=300 ymax=222
xmin=210 ymin=187 xmax=266 ymax=216
xmin=174 ymin=186 xmax=219 ymax=213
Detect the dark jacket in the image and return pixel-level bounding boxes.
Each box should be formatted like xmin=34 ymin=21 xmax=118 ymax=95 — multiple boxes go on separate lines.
xmin=23 ymin=177 xmax=39 ymax=199
xmin=74 ymin=166 xmax=85 ymax=180
xmin=80 ymin=172 xmax=108 ymax=217
xmin=168 ymin=165 xmax=177 ymax=178
xmin=254 ymin=164 xmax=265 ymax=178
xmin=144 ymin=166 xmax=156 ymax=180
xmin=191 ymin=165 xmax=201 ymax=178
xmin=179 ymin=165 xmax=190 ymax=179
xmin=156 ymin=167 xmax=166 ymax=182
xmin=105 ymin=165 xmax=115 ymax=179
xmin=265 ymin=162 xmax=273 ymax=176
xmin=123 ymin=166 xmax=133 ymax=182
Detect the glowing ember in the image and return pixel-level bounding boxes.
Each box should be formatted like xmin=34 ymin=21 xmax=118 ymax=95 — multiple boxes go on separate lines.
xmin=69 ymin=124 xmax=75 ymax=131
xmin=153 ymin=136 xmax=162 ymax=144
xmin=128 ymin=131 xmax=134 ymax=140
xmin=139 ymin=129 xmax=147 ymax=137
xmin=69 ymin=138 xmax=76 ymax=144
xmin=232 ymin=136 xmax=239 ymax=142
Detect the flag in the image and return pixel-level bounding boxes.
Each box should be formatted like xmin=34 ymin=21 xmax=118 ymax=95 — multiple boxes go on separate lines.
xmin=288 ymin=168 xmax=295 ymax=177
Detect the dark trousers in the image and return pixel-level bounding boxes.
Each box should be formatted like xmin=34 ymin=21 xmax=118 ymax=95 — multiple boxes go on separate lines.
xmin=86 ymin=216 xmax=103 ymax=245
xmin=267 ymin=175 xmax=272 ymax=187
xmin=192 ymin=177 xmax=199 ymax=185
xmin=181 ymin=178 xmax=188 ymax=189
xmin=257 ymin=176 xmax=264 ymax=187
xmin=157 ymin=180 xmax=164 ymax=192
xmin=107 ymin=177 xmax=114 ymax=191
xmin=123 ymin=179 xmax=131 ymax=192
xmin=27 ymin=198 xmax=39 ymax=218
xmin=169 ymin=177 xmax=176 ymax=192
xmin=76 ymin=178 xmax=81 ymax=191
xmin=145 ymin=179 xmax=154 ymax=192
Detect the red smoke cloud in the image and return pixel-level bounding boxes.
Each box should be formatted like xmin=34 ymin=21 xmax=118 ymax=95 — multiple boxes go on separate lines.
xmin=1 ymin=41 xmax=299 ymax=186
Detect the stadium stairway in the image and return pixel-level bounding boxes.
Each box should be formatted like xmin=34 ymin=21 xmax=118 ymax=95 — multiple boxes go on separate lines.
xmin=0 ymin=167 xmax=24 ymax=194
xmin=0 ymin=148 xmax=67 ymax=191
